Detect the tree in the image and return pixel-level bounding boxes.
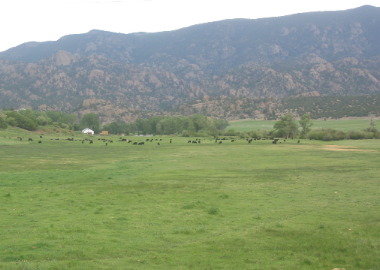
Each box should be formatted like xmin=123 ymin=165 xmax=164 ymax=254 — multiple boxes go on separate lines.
xmin=299 ymin=113 xmax=313 ymax=136
xmin=0 ymin=115 xmax=7 ymax=129
xmin=80 ymin=113 xmax=100 ymax=133
xmin=369 ymin=117 xmax=377 ymax=132
xmin=213 ymin=119 xmax=229 ymax=130
xmin=191 ymin=114 xmax=209 ymax=132
xmin=273 ymin=114 xmax=298 ymax=139
xmin=156 ymin=117 xmax=181 ymax=135
xmin=5 ymin=111 xmax=38 ymax=130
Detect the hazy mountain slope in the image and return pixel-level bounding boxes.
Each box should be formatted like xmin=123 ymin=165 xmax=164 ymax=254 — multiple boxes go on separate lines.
xmin=0 ymin=5 xmax=379 ymax=121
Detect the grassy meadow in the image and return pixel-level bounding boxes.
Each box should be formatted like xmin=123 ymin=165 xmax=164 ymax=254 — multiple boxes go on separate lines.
xmin=0 ymin=128 xmax=379 ymax=269
xmin=228 ymin=118 xmax=375 ymax=132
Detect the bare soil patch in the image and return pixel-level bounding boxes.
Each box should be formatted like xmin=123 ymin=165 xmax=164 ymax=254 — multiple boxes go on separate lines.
xmin=321 ymin=145 xmax=375 ymax=152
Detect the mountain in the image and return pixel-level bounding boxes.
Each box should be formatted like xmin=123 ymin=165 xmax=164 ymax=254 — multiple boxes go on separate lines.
xmin=0 ymin=5 xmax=380 ymax=121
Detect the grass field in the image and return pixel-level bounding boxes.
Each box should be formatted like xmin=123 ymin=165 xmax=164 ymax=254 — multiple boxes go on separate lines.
xmin=0 ymin=129 xmax=379 ymax=269
xmin=228 ymin=118 xmax=376 ymax=132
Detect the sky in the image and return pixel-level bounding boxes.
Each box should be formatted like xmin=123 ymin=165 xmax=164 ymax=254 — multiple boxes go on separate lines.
xmin=1 ymin=0 xmax=379 ymax=52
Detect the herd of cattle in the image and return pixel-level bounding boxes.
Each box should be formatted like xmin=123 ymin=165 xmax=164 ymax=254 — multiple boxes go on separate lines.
xmin=15 ymin=135 xmax=300 ymax=146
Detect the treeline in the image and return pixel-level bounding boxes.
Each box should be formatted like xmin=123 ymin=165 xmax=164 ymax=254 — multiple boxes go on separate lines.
xmin=103 ymin=115 xmax=229 ymax=136
xmin=0 ymin=109 xmax=229 ymax=136
xmin=1 ymin=109 xmax=379 ymax=140
xmin=0 ymin=109 xmax=77 ymax=131
xmin=270 ymin=114 xmax=380 ymax=141
xmin=307 ymin=128 xmax=380 ymax=141
xmin=222 ymin=114 xmax=380 ymax=141
xmin=0 ymin=109 xmax=103 ymax=132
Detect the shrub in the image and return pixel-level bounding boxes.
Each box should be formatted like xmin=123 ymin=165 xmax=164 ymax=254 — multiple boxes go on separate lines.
xmin=221 ymin=129 xmax=240 ymax=136
xmin=308 ymin=128 xmax=380 ymax=141
xmin=5 ymin=111 xmax=38 ymax=130
xmin=208 ymin=207 xmax=219 ymax=215
xmin=307 ymin=129 xmax=345 ymax=141
xmin=0 ymin=116 xmax=7 ymax=129
xmin=346 ymin=131 xmax=366 ymax=140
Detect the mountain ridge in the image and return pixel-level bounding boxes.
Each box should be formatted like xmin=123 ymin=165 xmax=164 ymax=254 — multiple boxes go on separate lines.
xmin=2 ymin=5 xmax=379 ymax=64
xmin=0 ymin=5 xmax=379 ymax=122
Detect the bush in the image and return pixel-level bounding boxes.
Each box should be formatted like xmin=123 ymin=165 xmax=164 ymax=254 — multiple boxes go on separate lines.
xmin=0 ymin=116 xmax=7 ymax=129
xmin=245 ymin=129 xmax=273 ymax=139
xmin=346 ymin=131 xmax=366 ymax=140
xmin=221 ymin=129 xmax=240 ymax=136
xmin=307 ymin=129 xmax=345 ymax=141
xmin=308 ymin=128 xmax=380 ymax=141
xmin=5 ymin=111 xmax=38 ymax=131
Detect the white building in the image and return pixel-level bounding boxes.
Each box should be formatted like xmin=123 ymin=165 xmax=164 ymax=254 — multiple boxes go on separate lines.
xmin=82 ymin=128 xmax=94 ymax=135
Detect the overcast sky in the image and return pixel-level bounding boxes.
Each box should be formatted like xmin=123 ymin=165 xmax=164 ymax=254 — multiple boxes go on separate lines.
xmin=1 ymin=0 xmax=379 ymax=52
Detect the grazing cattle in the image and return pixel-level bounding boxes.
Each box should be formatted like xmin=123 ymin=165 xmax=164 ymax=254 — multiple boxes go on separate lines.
xmin=157 ymin=142 xmax=160 ymax=146
xmin=272 ymin=138 xmax=279 ymax=144
xmin=138 ymin=142 xmax=144 ymax=145
xmin=28 ymin=138 xmax=33 ymax=142
xmin=218 ymin=141 xmax=222 ymax=144
xmin=38 ymin=140 xmax=42 ymax=144
xmin=89 ymin=140 xmax=93 ymax=144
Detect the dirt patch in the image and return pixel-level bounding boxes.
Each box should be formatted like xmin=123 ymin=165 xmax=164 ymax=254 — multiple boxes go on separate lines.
xmin=321 ymin=145 xmax=375 ymax=152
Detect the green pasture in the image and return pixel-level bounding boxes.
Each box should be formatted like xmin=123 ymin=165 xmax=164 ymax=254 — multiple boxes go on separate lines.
xmin=228 ymin=118 xmax=375 ymax=132
xmin=0 ymin=131 xmax=379 ymax=269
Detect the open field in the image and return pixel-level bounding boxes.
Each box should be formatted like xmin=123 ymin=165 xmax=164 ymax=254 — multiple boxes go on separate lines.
xmin=228 ymin=118 xmax=376 ymax=132
xmin=0 ymin=130 xmax=379 ymax=269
